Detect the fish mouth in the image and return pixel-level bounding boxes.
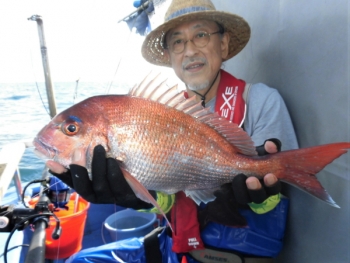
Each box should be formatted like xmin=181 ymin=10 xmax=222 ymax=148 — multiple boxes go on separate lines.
xmin=33 ymin=137 xmax=59 ymax=160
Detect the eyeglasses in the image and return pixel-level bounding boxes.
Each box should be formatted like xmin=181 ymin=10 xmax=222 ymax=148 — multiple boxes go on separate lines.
xmin=165 ymin=31 xmax=222 ymax=54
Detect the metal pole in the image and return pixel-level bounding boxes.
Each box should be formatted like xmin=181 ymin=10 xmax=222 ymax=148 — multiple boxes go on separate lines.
xmin=28 ymin=15 xmax=57 ymax=118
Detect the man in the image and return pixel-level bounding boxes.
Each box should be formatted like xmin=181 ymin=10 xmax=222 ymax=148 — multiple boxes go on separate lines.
xmin=48 ymin=0 xmax=298 ymax=261
xmin=140 ymin=0 xmax=298 ymax=259
xmin=141 ymin=0 xmax=298 ymax=196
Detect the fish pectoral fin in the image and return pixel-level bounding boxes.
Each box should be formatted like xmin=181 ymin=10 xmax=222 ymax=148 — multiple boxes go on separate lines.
xmin=121 ymin=168 xmax=159 ymax=205
xmin=185 ymin=189 xmax=218 ymax=205
xmin=120 ymin=168 xmax=173 ymax=231
xmin=115 ymin=153 xmax=127 ymax=163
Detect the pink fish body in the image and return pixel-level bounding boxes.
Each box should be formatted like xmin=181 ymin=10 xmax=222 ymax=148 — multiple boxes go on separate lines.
xmin=33 ymin=74 xmax=350 ymax=209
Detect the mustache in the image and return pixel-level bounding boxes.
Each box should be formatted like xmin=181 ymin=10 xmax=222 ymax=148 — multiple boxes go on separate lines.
xmin=182 ymin=57 xmax=207 ymax=69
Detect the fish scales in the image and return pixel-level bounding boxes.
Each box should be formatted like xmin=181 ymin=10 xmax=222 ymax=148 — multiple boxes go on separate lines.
xmin=105 ymin=96 xmax=243 ymax=193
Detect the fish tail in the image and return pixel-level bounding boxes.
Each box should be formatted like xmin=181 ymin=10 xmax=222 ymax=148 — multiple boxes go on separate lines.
xmin=269 ymin=142 xmax=350 ymax=207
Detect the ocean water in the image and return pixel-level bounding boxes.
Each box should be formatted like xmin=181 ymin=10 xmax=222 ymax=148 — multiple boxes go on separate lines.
xmin=0 ymin=81 xmax=130 ymax=185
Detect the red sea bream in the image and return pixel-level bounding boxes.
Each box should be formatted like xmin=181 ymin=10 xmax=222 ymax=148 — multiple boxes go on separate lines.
xmin=33 ymin=74 xmax=350 ymax=215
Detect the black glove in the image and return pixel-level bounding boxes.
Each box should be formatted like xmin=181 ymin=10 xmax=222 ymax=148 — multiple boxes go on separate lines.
xmin=50 ymin=145 xmax=154 ymax=210
xmin=255 ymin=138 xmax=282 ymax=156
xmin=198 ymin=138 xmax=282 ymax=229
xmin=231 ymin=173 xmax=281 ymax=205
xmin=198 ymin=183 xmax=246 ymax=230
xmin=232 ymin=138 xmax=282 ymax=205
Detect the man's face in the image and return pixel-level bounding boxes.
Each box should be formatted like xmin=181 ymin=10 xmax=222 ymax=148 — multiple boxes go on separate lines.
xmin=165 ymin=20 xmax=229 ymax=91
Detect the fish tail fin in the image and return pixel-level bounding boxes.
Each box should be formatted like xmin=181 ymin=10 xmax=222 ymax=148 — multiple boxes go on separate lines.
xmin=270 ymin=142 xmax=350 ymax=207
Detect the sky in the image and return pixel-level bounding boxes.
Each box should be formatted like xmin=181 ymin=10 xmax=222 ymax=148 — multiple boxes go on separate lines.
xmin=0 ymin=0 xmax=163 ymax=84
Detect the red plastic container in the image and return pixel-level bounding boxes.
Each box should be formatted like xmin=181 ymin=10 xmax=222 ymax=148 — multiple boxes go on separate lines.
xmin=29 ymin=192 xmax=90 ymax=259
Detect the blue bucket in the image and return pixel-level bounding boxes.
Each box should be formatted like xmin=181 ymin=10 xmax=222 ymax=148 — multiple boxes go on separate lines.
xmin=104 ymin=209 xmax=157 ymax=241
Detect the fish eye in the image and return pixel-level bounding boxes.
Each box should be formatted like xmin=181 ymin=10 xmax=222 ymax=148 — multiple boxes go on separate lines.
xmin=62 ymin=122 xmax=80 ymax=136
xmin=67 ymin=124 xmax=77 ymax=133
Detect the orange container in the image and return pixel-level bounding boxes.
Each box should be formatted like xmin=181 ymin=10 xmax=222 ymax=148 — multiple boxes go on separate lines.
xmin=29 ymin=193 xmax=90 ymax=259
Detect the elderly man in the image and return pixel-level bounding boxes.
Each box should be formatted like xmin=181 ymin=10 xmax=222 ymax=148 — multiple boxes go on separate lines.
xmin=142 ymin=0 xmax=298 ymax=195
xmin=48 ymin=0 xmax=298 ymax=262
xmin=140 ymin=0 xmax=298 ymax=259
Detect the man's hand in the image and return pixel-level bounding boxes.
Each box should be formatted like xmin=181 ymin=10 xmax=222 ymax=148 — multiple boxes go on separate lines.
xmin=46 ymin=145 xmax=154 ymax=209
xmin=237 ymin=139 xmax=282 ymax=204
xmin=198 ymin=139 xmax=283 ymax=229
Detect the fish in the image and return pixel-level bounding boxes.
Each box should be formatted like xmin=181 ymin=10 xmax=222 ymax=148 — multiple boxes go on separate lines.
xmin=33 ymin=73 xmax=350 ymax=216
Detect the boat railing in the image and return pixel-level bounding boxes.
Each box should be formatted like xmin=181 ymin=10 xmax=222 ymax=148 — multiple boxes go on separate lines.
xmin=0 ymin=141 xmax=29 ymax=204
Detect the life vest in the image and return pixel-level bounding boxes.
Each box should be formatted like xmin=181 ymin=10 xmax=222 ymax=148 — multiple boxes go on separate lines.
xmin=214 ymin=69 xmax=247 ymax=126
xmin=184 ymin=69 xmax=248 ymax=126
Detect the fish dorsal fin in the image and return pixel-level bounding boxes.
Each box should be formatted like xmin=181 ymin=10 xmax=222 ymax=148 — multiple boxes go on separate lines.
xmin=209 ymin=118 xmax=257 ymax=156
xmin=130 ymin=71 xmax=161 ymax=97
xmin=131 ymin=73 xmax=257 ymax=156
xmin=130 ymin=72 xmax=185 ymax=105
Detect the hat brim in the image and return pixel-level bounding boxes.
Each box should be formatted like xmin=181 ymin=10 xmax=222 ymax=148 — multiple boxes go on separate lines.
xmin=141 ymin=10 xmax=251 ymax=67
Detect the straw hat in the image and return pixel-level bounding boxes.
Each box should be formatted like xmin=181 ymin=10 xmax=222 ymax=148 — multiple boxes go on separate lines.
xmin=141 ymin=0 xmax=251 ymax=67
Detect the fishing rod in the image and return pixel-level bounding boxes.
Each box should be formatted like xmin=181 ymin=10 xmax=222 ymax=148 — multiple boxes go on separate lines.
xmin=0 ymin=177 xmax=66 ymax=263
